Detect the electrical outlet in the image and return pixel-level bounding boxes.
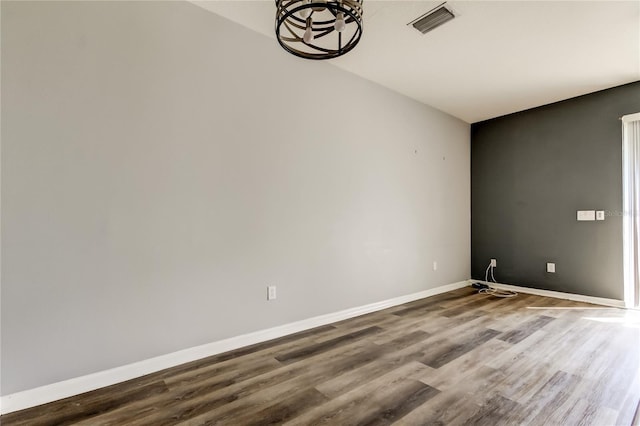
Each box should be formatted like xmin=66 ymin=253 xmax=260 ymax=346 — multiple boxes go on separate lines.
xmin=433 ymin=261 xmax=438 ymax=271
xmin=267 ymin=286 xmax=277 ymax=300
xmin=546 ymin=263 xmax=556 ymax=273
xmin=490 ymin=258 xmax=497 ymax=267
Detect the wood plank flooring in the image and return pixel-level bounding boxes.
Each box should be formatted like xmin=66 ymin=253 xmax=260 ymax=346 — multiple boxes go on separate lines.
xmin=3 ymin=287 xmax=640 ymax=425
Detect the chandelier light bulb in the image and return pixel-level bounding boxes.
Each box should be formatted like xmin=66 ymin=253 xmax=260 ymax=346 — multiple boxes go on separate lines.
xmin=335 ymin=12 xmax=346 ymax=32
xmin=299 ymin=0 xmax=312 ymax=18
xmin=303 ymin=23 xmax=313 ymax=43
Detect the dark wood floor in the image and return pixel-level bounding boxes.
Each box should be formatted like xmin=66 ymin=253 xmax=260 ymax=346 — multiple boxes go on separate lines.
xmin=3 ymin=286 xmax=640 ymax=425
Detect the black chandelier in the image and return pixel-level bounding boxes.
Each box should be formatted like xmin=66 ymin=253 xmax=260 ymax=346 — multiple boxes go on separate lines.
xmin=275 ymin=0 xmax=363 ymax=60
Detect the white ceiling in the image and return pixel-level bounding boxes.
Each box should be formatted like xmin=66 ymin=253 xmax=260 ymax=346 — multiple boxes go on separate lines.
xmin=194 ymin=1 xmax=640 ymax=123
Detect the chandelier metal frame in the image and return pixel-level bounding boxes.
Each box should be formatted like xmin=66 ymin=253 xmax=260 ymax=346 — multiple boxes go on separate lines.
xmin=275 ymin=0 xmax=364 ymax=60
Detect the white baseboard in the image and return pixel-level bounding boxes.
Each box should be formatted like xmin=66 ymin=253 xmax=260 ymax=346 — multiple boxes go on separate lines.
xmin=475 ymin=280 xmax=626 ymax=308
xmin=0 ymin=280 xmax=469 ymax=415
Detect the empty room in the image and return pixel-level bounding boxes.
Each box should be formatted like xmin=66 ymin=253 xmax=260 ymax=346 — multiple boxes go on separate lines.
xmin=1 ymin=0 xmax=640 ymax=424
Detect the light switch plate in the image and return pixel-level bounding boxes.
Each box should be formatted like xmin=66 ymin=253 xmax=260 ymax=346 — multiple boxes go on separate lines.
xmin=547 ymin=262 xmax=556 ymax=273
xmin=577 ymin=210 xmax=596 ymax=221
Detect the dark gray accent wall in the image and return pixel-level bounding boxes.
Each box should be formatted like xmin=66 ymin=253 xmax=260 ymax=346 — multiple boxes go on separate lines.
xmin=471 ymin=81 xmax=640 ymax=300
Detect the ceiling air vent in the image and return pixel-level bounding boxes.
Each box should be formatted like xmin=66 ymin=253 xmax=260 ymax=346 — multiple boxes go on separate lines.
xmin=408 ymin=3 xmax=455 ymax=35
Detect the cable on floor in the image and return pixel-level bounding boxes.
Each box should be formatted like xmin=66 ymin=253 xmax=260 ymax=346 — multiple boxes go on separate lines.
xmin=477 ymin=262 xmax=518 ymax=298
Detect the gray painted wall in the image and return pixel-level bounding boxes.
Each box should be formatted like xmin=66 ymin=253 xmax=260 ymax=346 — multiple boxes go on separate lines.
xmin=1 ymin=1 xmax=470 ymax=394
xmin=471 ymin=81 xmax=640 ymax=300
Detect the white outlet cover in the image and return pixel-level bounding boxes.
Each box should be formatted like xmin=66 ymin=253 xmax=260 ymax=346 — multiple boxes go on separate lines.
xmin=433 ymin=261 xmax=438 ymax=271
xmin=267 ymin=286 xmax=277 ymax=300
xmin=596 ymin=211 xmax=605 ymax=221
xmin=546 ymin=263 xmax=556 ymax=273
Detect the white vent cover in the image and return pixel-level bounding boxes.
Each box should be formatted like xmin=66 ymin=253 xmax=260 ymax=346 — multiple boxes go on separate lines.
xmin=408 ymin=3 xmax=455 ymax=34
